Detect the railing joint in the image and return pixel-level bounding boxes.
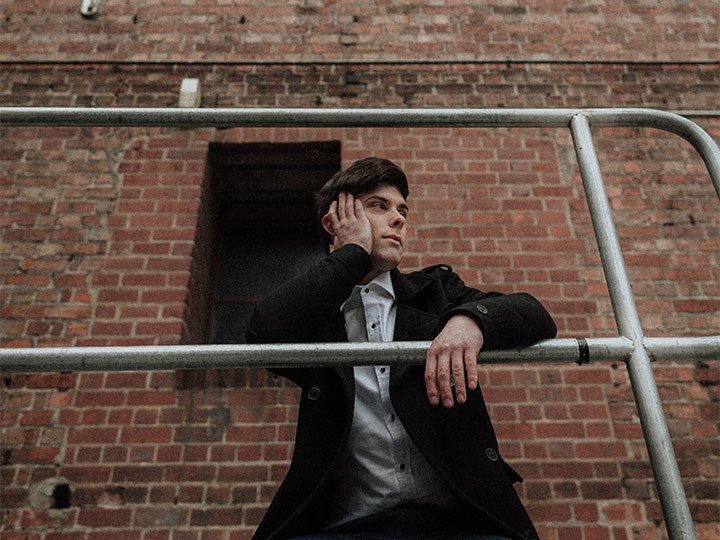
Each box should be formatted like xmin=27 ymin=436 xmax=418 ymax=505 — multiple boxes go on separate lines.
xmin=575 ymin=338 xmax=590 ymax=366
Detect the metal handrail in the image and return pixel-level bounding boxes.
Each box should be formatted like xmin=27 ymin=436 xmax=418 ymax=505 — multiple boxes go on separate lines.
xmin=1 ymin=107 xmax=719 ymax=540
xmin=2 ymin=107 xmax=718 ymax=196
xmin=1 ymin=337 xmax=719 ymax=373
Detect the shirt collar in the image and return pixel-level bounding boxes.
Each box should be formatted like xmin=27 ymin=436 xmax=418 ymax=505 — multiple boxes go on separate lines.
xmin=366 ymin=271 xmax=395 ymax=300
xmin=341 ymin=271 xmax=396 ymax=313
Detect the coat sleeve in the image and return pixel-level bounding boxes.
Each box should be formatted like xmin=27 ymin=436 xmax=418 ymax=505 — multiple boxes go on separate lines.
xmin=245 ymin=244 xmax=372 ymax=344
xmin=432 ymin=266 xmax=557 ymax=351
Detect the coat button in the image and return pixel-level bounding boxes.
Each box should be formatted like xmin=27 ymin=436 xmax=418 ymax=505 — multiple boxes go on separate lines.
xmin=476 ymin=304 xmax=488 ymax=315
xmin=307 ymin=387 xmax=321 ymax=401
xmin=485 ymin=448 xmax=499 ymax=462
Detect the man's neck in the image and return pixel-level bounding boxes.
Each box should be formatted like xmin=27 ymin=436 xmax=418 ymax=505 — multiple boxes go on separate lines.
xmin=361 ymin=264 xmax=400 ymax=285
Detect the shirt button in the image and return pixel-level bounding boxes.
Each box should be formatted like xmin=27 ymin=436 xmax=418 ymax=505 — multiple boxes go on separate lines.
xmin=476 ymin=304 xmax=489 ymax=315
xmin=379 ymin=367 xmax=386 ymax=373
xmin=485 ymin=448 xmax=499 ymax=462
xmin=371 ymin=323 xmax=377 ymax=329
xmin=389 ymin=414 xmax=395 ymax=421
xmin=399 ymin=463 xmax=406 ymax=471
xmin=307 ymin=387 xmax=321 ymax=401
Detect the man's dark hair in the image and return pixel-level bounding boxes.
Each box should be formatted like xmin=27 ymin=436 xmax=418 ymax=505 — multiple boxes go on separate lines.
xmin=315 ymin=157 xmax=409 ymax=245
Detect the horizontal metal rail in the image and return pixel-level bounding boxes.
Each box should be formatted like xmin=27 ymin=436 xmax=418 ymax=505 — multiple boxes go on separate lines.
xmin=1 ymin=107 xmax=718 ymax=196
xmin=1 ymin=337 xmax=718 ymax=374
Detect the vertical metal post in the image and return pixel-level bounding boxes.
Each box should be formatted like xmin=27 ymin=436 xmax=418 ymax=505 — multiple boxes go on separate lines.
xmin=570 ymin=114 xmax=697 ymax=540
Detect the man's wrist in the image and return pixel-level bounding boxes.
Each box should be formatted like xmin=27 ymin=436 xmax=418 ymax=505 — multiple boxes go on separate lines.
xmin=328 ymin=243 xmax=374 ymax=282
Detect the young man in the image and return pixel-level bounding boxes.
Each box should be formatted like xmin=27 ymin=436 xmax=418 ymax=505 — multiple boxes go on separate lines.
xmin=245 ymin=158 xmax=557 ymax=540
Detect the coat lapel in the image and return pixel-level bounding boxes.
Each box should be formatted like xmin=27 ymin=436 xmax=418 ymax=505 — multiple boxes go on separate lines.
xmin=390 ymin=269 xmax=442 ymax=384
xmin=314 ymin=300 xmax=356 ymax=396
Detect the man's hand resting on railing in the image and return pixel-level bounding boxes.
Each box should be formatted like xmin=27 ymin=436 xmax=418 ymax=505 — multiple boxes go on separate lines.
xmin=425 ymin=314 xmax=484 ymax=408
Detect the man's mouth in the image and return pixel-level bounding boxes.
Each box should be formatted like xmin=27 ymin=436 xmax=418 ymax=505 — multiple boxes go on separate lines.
xmin=384 ymin=234 xmax=403 ymax=246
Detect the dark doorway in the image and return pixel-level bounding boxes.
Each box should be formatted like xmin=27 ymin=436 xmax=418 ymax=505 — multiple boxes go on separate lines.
xmin=205 ymin=141 xmax=341 ymax=344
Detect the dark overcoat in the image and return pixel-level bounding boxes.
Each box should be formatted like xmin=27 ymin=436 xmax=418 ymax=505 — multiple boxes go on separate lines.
xmin=245 ymin=244 xmax=557 ymax=540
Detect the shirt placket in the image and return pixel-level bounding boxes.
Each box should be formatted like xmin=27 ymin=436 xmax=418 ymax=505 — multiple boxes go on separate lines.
xmin=362 ymin=288 xmax=415 ymax=494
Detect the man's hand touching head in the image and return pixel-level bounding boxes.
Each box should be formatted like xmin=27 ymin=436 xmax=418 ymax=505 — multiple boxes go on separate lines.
xmin=321 ymin=192 xmax=373 ymax=254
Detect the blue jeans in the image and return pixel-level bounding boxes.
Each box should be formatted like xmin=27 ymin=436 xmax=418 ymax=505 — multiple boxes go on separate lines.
xmin=288 ymin=505 xmax=513 ymax=540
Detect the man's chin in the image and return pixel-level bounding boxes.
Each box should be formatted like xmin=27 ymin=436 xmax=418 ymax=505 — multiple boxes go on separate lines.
xmin=371 ymin=253 xmax=403 ymax=273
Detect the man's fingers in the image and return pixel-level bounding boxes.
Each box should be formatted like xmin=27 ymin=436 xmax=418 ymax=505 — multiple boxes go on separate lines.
xmin=339 ymin=192 xmax=360 ymax=221
xmin=345 ymin=193 xmax=355 ymax=219
xmin=337 ymin=192 xmax=347 ymax=219
xmin=327 ymin=201 xmax=338 ymax=225
xmin=465 ymin=348 xmax=478 ymax=391
xmin=354 ymin=197 xmax=366 ymax=220
xmin=424 ymin=355 xmax=440 ymax=406
xmin=436 ymin=351 xmax=454 ymax=408
xmin=452 ymin=350 xmax=467 ymax=404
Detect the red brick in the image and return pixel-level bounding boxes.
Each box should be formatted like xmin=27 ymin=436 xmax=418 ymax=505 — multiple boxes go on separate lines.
xmin=675 ymin=300 xmax=718 ymax=312
xmin=190 ymin=508 xmax=243 ymax=526
xmin=75 ymin=391 xmax=125 ymax=407
xmin=135 ymin=321 xmax=184 ymax=335
xmin=575 ymin=442 xmax=629 ymax=459
xmin=105 ymin=372 xmax=147 ymax=388
xmin=121 ymin=274 xmax=167 ymax=287
xmin=89 ymin=322 xmax=134 ymax=336
xmin=67 ymin=427 xmax=119 ymax=444
xmin=217 ymin=465 xmax=269 ymax=483
xmin=126 ymin=390 xmax=177 ymax=406
xmin=19 ymin=411 xmax=54 ymax=426
xmin=121 ymin=426 xmax=172 ymax=444
xmin=26 ymin=373 xmax=76 ymax=389
xmin=112 ymin=466 xmax=164 ymax=483
xmin=78 ymin=508 xmax=132 ymax=528
xmin=526 ymin=502 xmax=573 ymax=521
xmin=569 ymin=404 xmax=609 ymax=420
xmin=8 ymin=448 xmax=59 ymax=464
xmin=165 ymin=465 xmax=217 ymax=483
xmin=579 ymin=481 xmax=623 ymax=500
xmin=97 ymin=289 xmax=140 ymax=303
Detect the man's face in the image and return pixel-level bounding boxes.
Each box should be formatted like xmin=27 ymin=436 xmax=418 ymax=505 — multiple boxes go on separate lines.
xmin=358 ymin=184 xmax=409 ymax=273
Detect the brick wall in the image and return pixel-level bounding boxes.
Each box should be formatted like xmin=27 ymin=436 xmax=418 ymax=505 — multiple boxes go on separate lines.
xmin=1 ymin=1 xmax=718 ymax=62
xmin=1 ymin=2 xmax=719 ymax=540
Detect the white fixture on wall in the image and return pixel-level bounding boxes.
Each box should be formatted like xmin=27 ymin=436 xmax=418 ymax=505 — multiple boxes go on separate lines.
xmin=179 ymin=79 xmax=202 ymax=108
xmin=80 ymin=0 xmax=105 ymax=17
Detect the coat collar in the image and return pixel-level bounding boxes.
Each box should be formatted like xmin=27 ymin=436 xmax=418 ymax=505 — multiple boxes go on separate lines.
xmin=390 ymin=267 xmax=433 ymax=307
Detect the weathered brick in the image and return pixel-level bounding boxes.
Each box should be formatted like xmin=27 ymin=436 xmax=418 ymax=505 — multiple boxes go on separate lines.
xmin=190 ymin=508 xmax=243 ymax=527
xmin=135 ymin=507 xmax=188 ymax=528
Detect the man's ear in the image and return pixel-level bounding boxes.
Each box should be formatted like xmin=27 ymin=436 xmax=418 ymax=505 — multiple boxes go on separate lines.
xmin=321 ymin=213 xmax=335 ymax=237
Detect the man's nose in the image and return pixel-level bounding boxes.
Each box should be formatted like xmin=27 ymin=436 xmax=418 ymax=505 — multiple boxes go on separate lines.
xmin=390 ymin=212 xmax=406 ymax=228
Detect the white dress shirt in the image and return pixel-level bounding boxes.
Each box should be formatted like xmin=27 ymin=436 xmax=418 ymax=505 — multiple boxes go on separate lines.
xmin=324 ymin=272 xmax=456 ymax=528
